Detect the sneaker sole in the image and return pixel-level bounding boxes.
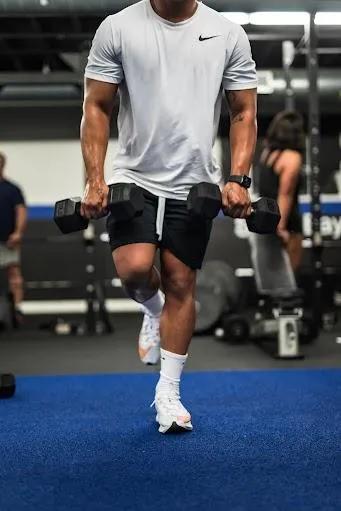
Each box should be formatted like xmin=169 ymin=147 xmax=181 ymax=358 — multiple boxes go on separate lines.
xmin=156 ymin=417 xmax=193 ymax=434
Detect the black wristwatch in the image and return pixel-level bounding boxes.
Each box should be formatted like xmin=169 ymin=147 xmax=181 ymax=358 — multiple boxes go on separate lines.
xmin=227 ymin=175 xmax=252 ymax=189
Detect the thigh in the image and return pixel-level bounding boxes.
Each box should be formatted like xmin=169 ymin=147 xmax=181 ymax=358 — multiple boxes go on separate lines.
xmin=7 ymin=263 xmax=22 ymax=280
xmin=160 ymin=249 xmax=196 ymax=298
xmin=161 ymin=199 xmax=213 ymax=270
xmin=106 ymin=190 xmax=159 ymax=252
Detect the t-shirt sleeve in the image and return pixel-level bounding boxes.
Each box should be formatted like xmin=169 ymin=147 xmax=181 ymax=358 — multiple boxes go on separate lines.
xmin=223 ymin=25 xmax=258 ymax=91
xmin=84 ymin=16 xmax=123 ymax=84
xmin=12 ymin=186 xmax=25 ymax=207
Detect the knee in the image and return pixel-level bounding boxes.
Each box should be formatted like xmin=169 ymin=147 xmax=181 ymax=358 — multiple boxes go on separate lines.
xmin=114 ymin=252 xmax=153 ymax=285
xmin=163 ymin=271 xmax=196 ymax=302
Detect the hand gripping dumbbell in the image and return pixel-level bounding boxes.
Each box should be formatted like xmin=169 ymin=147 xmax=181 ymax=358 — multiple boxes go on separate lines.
xmin=54 ymin=183 xmax=145 ymax=234
xmin=186 ymin=182 xmax=280 ymax=234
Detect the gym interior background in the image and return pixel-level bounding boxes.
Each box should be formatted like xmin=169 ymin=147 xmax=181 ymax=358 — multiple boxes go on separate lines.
xmin=1 ymin=1 xmax=341 ymax=510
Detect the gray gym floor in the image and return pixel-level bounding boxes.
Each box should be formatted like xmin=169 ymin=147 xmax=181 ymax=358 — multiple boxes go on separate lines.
xmin=1 ymin=313 xmax=341 ymax=376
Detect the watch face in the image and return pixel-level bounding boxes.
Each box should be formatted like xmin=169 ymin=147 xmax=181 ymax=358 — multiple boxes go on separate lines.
xmin=243 ymin=176 xmax=251 ymax=188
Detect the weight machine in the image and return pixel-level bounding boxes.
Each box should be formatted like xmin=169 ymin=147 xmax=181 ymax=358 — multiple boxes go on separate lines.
xmin=248 ymin=233 xmax=315 ymax=359
xmin=213 ymin=12 xmax=325 ymax=353
xmin=243 ymin=11 xmax=324 ymax=356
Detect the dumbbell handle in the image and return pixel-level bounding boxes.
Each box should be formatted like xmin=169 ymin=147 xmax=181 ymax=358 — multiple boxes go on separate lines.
xmin=74 ymin=186 xmax=115 ymax=219
xmin=223 ymin=198 xmax=276 ymax=217
xmin=222 ymin=201 xmax=256 ymax=218
xmin=223 ymin=196 xmax=280 ymax=235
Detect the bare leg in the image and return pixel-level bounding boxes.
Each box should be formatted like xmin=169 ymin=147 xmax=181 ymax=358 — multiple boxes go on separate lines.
xmin=113 ymin=243 xmax=164 ymax=365
xmin=286 ymin=234 xmax=304 ymax=273
xmin=152 ymin=249 xmax=196 ymax=433
xmin=7 ymin=264 xmax=24 ymax=305
xmin=113 ymin=243 xmax=159 ymax=302
xmin=160 ymin=249 xmax=196 ymax=355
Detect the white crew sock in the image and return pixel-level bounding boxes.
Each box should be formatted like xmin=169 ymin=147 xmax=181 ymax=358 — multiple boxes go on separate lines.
xmin=158 ymin=349 xmax=188 ymax=387
xmin=141 ymin=290 xmax=165 ymax=317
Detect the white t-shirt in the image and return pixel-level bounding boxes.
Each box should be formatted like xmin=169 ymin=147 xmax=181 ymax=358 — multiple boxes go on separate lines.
xmin=85 ymin=0 xmax=258 ymax=200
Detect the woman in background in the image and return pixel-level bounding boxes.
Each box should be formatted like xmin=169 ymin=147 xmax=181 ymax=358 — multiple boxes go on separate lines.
xmin=256 ymin=110 xmax=306 ymax=271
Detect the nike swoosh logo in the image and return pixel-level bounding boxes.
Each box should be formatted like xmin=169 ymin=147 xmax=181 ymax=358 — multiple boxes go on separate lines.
xmin=199 ymin=35 xmax=221 ymax=42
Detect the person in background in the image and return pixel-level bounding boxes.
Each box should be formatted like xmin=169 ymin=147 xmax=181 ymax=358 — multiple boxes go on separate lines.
xmin=0 ymin=152 xmax=27 ymax=320
xmin=256 ymin=111 xmax=306 ymax=271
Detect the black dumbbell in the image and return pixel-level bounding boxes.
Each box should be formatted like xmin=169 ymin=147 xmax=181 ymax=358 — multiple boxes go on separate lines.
xmin=246 ymin=197 xmax=281 ymax=234
xmin=222 ymin=196 xmax=280 ymax=234
xmin=0 ymin=373 xmax=16 ymax=399
xmin=54 ymin=183 xmax=145 ymax=235
xmin=187 ymin=182 xmax=222 ymax=219
xmin=187 ymin=182 xmax=280 ymax=234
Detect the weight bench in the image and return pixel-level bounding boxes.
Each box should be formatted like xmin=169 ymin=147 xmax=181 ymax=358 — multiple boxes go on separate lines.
xmin=248 ymin=233 xmax=305 ymax=359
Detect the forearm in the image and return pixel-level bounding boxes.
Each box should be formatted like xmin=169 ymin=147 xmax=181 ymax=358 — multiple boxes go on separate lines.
xmin=277 ymin=193 xmax=293 ymax=230
xmin=15 ymin=207 xmax=27 ymax=235
xmin=80 ymin=102 xmax=111 ymax=184
xmin=229 ymin=112 xmax=257 ymax=175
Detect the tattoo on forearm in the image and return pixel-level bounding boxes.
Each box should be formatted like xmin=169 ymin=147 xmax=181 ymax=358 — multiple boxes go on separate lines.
xmin=226 ymin=91 xmax=245 ymax=124
xmin=231 ymin=113 xmax=244 ymax=124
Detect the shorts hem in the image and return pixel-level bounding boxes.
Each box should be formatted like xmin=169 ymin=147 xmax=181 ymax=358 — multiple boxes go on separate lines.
xmin=109 ymin=239 xmax=159 ymax=252
xmin=161 ymin=243 xmax=204 ymax=271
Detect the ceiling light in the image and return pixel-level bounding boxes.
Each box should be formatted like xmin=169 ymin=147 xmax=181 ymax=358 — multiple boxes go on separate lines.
xmin=249 ymin=11 xmax=309 ymax=26
xmin=315 ymin=12 xmax=341 ymax=25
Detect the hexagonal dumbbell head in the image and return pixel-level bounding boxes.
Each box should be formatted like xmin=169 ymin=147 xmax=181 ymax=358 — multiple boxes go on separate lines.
xmin=247 ymin=197 xmax=281 ymax=234
xmin=187 ymin=182 xmax=222 ymax=219
xmin=54 ymin=197 xmax=89 ymax=234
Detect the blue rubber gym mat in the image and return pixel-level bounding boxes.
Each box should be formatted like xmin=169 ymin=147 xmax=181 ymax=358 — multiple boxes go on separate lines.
xmin=0 ymin=369 xmax=340 ymax=511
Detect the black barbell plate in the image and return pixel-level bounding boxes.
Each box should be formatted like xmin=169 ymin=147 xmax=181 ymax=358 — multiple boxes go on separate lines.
xmin=202 ymin=261 xmax=242 ymax=312
xmin=194 ymin=269 xmax=226 ymax=334
xmin=194 ymin=261 xmax=241 ymax=334
xmin=220 ymin=314 xmax=250 ymax=343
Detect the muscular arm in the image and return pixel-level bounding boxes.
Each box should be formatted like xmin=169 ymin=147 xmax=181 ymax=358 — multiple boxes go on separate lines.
xmin=80 ymin=79 xmax=119 ymax=184
xmin=277 ymin=151 xmax=302 ymax=231
xmin=225 ymin=89 xmax=258 ymax=176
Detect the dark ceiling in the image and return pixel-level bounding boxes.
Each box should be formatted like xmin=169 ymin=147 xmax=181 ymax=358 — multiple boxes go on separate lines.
xmin=0 ymin=1 xmax=340 ymax=111
xmin=1 ymin=0 xmax=341 ymax=13
xmin=0 ymin=16 xmax=341 ymax=74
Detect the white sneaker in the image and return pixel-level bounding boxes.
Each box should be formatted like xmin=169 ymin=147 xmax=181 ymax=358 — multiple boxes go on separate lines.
xmin=138 ymin=313 xmax=161 ymax=365
xmin=153 ymin=381 xmax=193 ymax=434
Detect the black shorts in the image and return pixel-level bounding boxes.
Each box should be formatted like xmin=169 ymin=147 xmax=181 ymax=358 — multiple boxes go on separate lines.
xmin=106 ymin=189 xmax=213 ymax=270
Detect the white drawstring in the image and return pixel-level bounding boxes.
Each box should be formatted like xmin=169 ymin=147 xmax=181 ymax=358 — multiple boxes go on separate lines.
xmin=156 ymin=196 xmax=166 ymax=241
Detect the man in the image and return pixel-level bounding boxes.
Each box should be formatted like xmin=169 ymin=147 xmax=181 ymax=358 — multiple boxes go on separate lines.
xmin=81 ymin=0 xmax=258 ymax=433
xmin=0 ymin=152 xmax=27 ymax=317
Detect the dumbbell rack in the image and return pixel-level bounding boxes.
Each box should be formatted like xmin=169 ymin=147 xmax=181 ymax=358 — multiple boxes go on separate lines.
xmin=79 ymin=223 xmax=113 ymax=336
xmin=53 ymin=223 xmax=113 ymax=336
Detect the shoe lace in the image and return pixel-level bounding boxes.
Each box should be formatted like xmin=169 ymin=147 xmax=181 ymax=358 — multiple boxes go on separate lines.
xmin=150 ymin=382 xmax=183 ymax=412
xmin=144 ymin=313 xmax=160 ymax=339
